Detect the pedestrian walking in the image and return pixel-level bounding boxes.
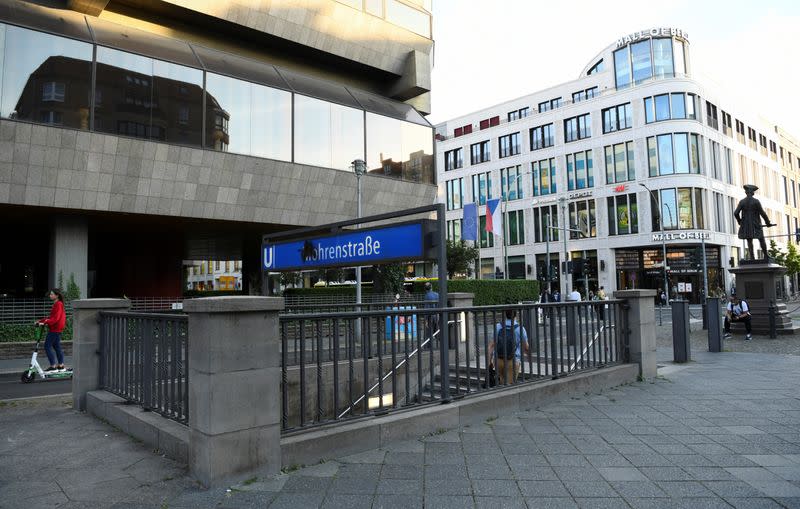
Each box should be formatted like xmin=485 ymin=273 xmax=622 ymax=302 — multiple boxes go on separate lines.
xmin=36 ymin=288 xmax=67 ymax=371
xmin=595 ymin=286 xmax=607 ymax=321
xmin=488 ymin=309 xmax=529 ymax=385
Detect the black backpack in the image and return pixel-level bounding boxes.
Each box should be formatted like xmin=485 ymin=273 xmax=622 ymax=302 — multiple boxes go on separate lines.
xmin=496 ymin=323 xmax=519 ymax=360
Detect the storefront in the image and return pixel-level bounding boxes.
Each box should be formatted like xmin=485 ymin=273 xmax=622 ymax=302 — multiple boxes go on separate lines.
xmin=616 ymin=245 xmax=724 ymax=304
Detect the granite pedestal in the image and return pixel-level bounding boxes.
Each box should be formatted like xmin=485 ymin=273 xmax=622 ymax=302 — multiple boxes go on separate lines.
xmin=730 ymin=261 xmax=799 ymax=335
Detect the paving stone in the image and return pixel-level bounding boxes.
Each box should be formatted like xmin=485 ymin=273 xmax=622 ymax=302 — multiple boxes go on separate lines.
xmin=425 ymin=494 xmax=476 ymax=509
xmin=745 ymin=481 xmax=800 ymax=497
xmin=326 ymin=476 xmax=378 ymax=494
xmin=704 ymin=480 xmax=768 ymax=498
xmin=266 ymin=492 xmax=325 ymax=509
xmin=425 ymin=464 xmax=469 ymax=480
xmin=521 ymin=498 xmax=579 ymax=509
xmin=722 ymin=498 xmax=785 ymax=509
xmin=471 ymin=478 xmax=520 ymax=497
xmin=655 ymin=481 xmax=715 ymax=498
xmin=596 ymin=467 xmax=649 ymax=482
xmin=280 ymin=475 xmax=332 ymax=493
xmin=517 ymin=480 xmax=570 ymax=497
xmin=320 ymin=494 xmax=373 ymax=509
xmin=609 ymin=481 xmax=667 ymax=499
xmin=574 ymin=497 xmax=631 ymax=508
xmin=639 ymin=467 xmax=694 ymax=481
xmin=563 ymin=481 xmax=618 ymax=498
xmin=468 ymin=462 xmax=513 ymax=480
xmin=424 ymin=478 xmax=473 ymax=495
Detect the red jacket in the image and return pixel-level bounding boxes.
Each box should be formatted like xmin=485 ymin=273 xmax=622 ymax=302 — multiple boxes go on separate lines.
xmin=40 ymin=300 xmax=66 ymax=333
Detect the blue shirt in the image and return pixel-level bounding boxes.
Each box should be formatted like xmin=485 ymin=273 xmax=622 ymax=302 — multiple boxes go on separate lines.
xmin=494 ymin=319 xmax=529 ymax=359
xmin=424 ymin=290 xmax=439 ymax=308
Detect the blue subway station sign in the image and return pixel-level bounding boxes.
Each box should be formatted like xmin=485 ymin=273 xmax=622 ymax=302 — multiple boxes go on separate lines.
xmin=263 ymin=222 xmax=432 ymax=271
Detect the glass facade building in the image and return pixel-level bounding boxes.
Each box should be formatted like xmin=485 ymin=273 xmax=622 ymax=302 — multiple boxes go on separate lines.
xmin=436 ymin=27 xmax=800 ymax=303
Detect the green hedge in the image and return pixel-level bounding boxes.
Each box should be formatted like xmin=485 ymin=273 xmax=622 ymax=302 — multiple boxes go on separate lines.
xmin=0 ymin=320 xmax=73 ymax=343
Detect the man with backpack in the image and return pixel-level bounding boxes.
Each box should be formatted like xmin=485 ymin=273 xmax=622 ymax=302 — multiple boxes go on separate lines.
xmin=488 ymin=309 xmax=529 ymax=385
xmin=724 ymin=294 xmax=752 ymax=341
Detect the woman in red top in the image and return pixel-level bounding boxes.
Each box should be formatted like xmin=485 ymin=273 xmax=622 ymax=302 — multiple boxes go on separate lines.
xmin=37 ymin=288 xmax=66 ymax=371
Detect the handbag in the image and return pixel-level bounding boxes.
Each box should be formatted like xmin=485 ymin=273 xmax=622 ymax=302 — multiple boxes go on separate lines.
xmin=484 ymin=363 xmax=497 ymax=388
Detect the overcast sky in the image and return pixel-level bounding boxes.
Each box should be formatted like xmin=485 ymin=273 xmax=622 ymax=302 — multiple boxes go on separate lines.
xmin=429 ymin=0 xmax=800 ymax=138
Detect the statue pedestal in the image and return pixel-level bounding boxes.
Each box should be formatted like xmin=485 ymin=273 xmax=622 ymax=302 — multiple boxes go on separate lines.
xmin=730 ymin=262 xmax=799 ymax=335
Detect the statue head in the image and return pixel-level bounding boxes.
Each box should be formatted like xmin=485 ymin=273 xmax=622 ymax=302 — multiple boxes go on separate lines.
xmin=743 ymin=184 xmax=758 ymax=196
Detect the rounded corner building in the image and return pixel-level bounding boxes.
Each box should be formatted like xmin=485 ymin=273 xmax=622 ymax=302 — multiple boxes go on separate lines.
xmin=0 ymin=0 xmax=436 ymax=300
xmin=437 ymin=27 xmax=800 ymax=303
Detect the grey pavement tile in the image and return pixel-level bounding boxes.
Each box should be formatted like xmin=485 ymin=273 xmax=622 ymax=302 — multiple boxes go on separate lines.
xmin=506 ymin=454 xmax=550 ymax=467
xmin=425 ymin=464 xmax=469 ymax=480
xmin=383 ymin=439 xmax=425 ymax=453
xmin=471 ymin=478 xmax=521 ymax=497
xmin=725 ymin=426 xmax=767 ymax=435
xmin=383 ymin=451 xmax=424 ymax=465
xmin=217 ymin=491 xmax=276 ymax=508
xmin=773 ymin=497 xmax=800 ymax=508
xmin=704 ymin=481 xmax=772 ymax=498
xmin=705 ymin=455 xmax=760 ymax=468
xmin=320 ymin=494 xmax=373 ymax=509
xmin=509 ymin=464 xmax=558 ymax=480
xmin=624 ymin=498 xmax=674 ymax=509
xmin=379 ymin=463 xmax=423 ymax=480
xmin=426 ymin=494 xmax=476 ymax=509
xmin=745 ymin=481 xmax=800 ymax=497
xmin=726 ymin=468 xmax=786 ymax=482
xmin=375 ymin=478 xmax=423 ymax=495
xmin=623 ymin=455 xmax=673 ymax=467
xmin=650 ymin=444 xmax=698 ymax=455
xmin=723 ymin=498 xmax=786 ymax=509
xmin=517 ymin=480 xmax=570 ymax=497
xmin=586 ymin=455 xmax=635 ymax=468
xmin=673 ymin=497 xmax=737 ymax=509
xmin=655 ymin=481 xmax=715 ymax=498
xmin=609 ymin=481 xmax=667 ymax=499
xmin=766 ymin=466 xmax=800 ymax=481
xmin=473 ymin=496 xmax=527 ymax=508
xmin=554 ymin=466 xmax=606 ymax=482
xmin=681 ymin=467 xmax=737 ymax=481
xmin=540 ymin=443 xmax=582 ymax=455
xmin=522 ymin=497 xmax=579 ymax=509
xmin=280 ymin=475 xmax=332 ymax=493
xmin=639 ymin=467 xmax=694 ymax=481
xmin=167 ymin=487 xmax=226 ymax=508
xmin=547 ymin=455 xmax=593 ymax=467
xmin=426 ymin=442 xmax=464 ymax=455
xmin=426 ymin=452 xmax=466 ymax=465
xmin=689 ymin=444 xmax=737 ymax=456
xmin=335 ymin=463 xmax=380 ymax=480
xmin=745 ymin=455 xmax=796 ymax=467
xmin=338 ymin=449 xmax=386 ymax=464
xmin=574 ymin=497 xmax=632 ymax=508
xmin=563 ymin=481 xmax=618 ymax=498
xmin=326 ymin=476 xmax=378 ymax=494
xmin=665 ymin=455 xmax=715 ymax=467
xmin=466 ymin=453 xmax=507 ymax=466
xmin=468 ymin=462 xmax=514 ymax=480
xmin=597 ymin=468 xmax=649 ymax=482
xmin=371 ymin=494 xmax=423 ymax=508
xmin=424 ymin=478 xmax=473 ymax=495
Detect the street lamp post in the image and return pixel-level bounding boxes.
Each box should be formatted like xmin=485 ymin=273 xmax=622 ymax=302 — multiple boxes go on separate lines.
xmin=352 ymin=159 xmax=367 ymax=326
xmin=640 ymin=183 xmax=668 ymax=326
xmin=559 ymin=197 xmax=569 ymax=297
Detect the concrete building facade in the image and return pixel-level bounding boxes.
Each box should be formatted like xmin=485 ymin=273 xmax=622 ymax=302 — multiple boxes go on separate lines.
xmin=436 ymin=27 xmax=800 ymax=303
xmin=0 ymin=0 xmax=436 ymax=298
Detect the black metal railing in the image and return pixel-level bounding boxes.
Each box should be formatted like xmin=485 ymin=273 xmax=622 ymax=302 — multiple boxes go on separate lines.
xmin=279 ymin=300 xmax=627 ymax=432
xmin=99 ymin=311 xmax=189 ymax=425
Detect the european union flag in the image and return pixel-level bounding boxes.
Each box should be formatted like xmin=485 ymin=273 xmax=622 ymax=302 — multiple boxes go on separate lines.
xmin=462 ymin=203 xmax=478 ymax=241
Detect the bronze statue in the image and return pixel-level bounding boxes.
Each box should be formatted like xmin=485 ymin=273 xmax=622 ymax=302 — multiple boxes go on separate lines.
xmin=734 ymin=184 xmax=775 ymax=260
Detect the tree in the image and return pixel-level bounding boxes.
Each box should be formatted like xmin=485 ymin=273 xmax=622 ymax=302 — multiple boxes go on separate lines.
xmin=372 ymin=263 xmax=406 ymax=295
xmin=280 ymin=271 xmax=302 ymax=288
xmin=769 ymin=240 xmax=787 ymax=267
xmin=446 ymin=240 xmax=479 ymax=279
xmin=785 ymin=242 xmax=800 ymax=276
xmin=65 ymin=273 xmax=81 ymax=301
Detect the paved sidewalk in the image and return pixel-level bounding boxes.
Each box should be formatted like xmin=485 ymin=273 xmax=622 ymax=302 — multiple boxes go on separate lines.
xmin=1 ymin=348 xmax=799 ymax=508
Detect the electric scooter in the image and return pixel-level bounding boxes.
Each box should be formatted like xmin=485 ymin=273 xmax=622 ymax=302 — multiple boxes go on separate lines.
xmin=20 ymin=325 xmax=72 ymax=383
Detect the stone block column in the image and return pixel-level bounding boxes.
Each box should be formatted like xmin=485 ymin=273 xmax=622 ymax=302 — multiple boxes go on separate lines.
xmin=613 ymin=289 xmax=657 ymax=381
xmin=447 ymin=293 xmax=474 ymax=347
xmin=72 ymin=298 xmax=130 ymax=411
xmin=184 ymin=296 xmax=284 ymax=487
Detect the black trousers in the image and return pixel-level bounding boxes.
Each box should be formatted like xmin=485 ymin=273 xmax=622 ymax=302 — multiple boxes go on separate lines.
xmin=724 ymin=315 xmax=752 ymax=334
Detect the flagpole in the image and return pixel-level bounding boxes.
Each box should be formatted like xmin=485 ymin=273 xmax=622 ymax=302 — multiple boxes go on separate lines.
xmin=476 ymin=198 xmax=481 ymax=279
xmin=503 ymin=196 xmax=509 ymax=280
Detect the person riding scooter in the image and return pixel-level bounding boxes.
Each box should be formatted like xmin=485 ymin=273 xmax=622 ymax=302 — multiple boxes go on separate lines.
xmin=36 ymin=288 xmax=67 ymax=371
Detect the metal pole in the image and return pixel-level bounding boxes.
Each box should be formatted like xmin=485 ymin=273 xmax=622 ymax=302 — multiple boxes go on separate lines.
xmin=436 ymin=202 xmax=450 ymax=403
xmin=701 ymin=234 xmax=709 ymax=299
xmin=352 ymin=159 xmax=367 ymax=343
xmin=476 ymin=198 xmax=481 ymax=279
xmin=546 ymin=213 xmax=551 ymax=294
xmin=559 ymin=197 xmax=568 ymax=296
xmin=503 ymin=197 xmax=508 ymax=280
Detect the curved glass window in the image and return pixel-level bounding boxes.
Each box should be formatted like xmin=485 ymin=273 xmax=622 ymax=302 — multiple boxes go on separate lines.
xmin=587 ymin=59 xmax=604 ymax=75
xmin=1 ymin=24 xmax=93 ymax=129
xmin=644 ymin=93 xmax=697 ymax=124
xmin=614 ymin=46 xmax=631 ymax=89
xmin=366 ymin=112 xmax=433 ymax=184
xmin=670 ymin=93 xmax=686 ymax=119
xmin=673 ymin=40 xmax=686 ymax=75
xmin=674 ymin=134 xmax=689 ymax=174
xmin=657 ymin=134 xmax=673 ymax=175
xmin=295 ymin=94 xmax=363 ymax=170
xmin=652 ymin=38 xmax=674 ymax=78
xmin=630 ymin=40 xmax=652 ymax=83
xmin=654 ymin=95 xmax=670 ymax=121
xmin=648 ymin=133 xmax=701 ymax=177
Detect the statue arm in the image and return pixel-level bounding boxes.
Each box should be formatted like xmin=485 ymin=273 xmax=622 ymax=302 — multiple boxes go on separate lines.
xmin=756 ymin=202 xmax=773 ymax=226
xmin=733 ymin=203 xmax=742 ymax=224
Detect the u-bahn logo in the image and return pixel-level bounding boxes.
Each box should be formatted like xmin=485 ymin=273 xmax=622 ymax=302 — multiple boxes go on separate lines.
xmin=263 ymin=245 xmax=275 ymax=269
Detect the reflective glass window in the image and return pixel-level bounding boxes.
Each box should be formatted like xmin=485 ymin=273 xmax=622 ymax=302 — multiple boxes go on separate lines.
xmin=614 ymin=143 xmax=626 ymax=183
xmin=614 ymin=46 xmax=631 ymax=89
xmin=674 ymin=133 xmax=690 ymax=174
xmin=695 ymin=188 xmax=704 ymax=228
xmin=660 ymin=188 xmax=677 ymax=229
xmin=657 ymin=134 xmax=674 ymax=175
xmin=151 ymin=60 xmax=203 ymax=146
xmin=689 ymin=134 xmax=700 ymax=173
xmin=95 ymin=47 xmax=155 ymax=139
xmin=670 ymin=93 xmax=686 ymax=119
xmin=678 ymin=188 xmax=693 ymax=228
xmin=386 ymin=0 xmax=430 ymax=37
xmin=630 ymin=40 xmax=652 ymax=83
xmin=686 ymin=94 xmax=697 ymax=119
xmin=673 ymin=40 xmax=686 ymax=75
xmin=627 ymin=142 xmax=635 ymax=181
xmin=654 ymin=94 xmax=670 ymax=121
xmin=250 ymin=85 xmax=291 ymax=161
xmin=366 ymin=0 xmax=384 ymax=16
xmin=652 ymin=38 xmax=674 ymax=77
xmin=644 ymin=97 xmax=654 ymax=123
xmin=2 ymin=25 xmax=93 ymax=129
xmin=204 ymin=72 xmax=252 ymax=154
xmin=648 ymin=137 xmax=658 ymax=177
xmin=366 ymin=112 xmax=433 ymax=184
xmin=295 ymin=94 xmax=364 ymax=170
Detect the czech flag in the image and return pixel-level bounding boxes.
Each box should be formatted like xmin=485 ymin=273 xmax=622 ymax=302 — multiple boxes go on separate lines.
xmin=485 ymin=198 xmax=502 ymax=237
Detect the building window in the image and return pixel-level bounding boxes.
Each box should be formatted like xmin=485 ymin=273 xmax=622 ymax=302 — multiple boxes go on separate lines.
xmin=529 ymin=123 xmax=554 ymax=150
xmin=532 ymin=205 xmax=559 ymax=242
xmin=498 ymin=132 xmax=520 ymax=158
xmin=505 ymin=210 xmax=525 ymax=246
xmin=567 ymin=150 xmax=594 ymax=190
xmin=470 ymin=141 xmax=490 ymax=164
xmin=607 ymin=194 xmax=638 ymax=235
xmin=706 ymin=101 xmax=719 ymax=130
xmin=568 ymin=199 xmax=597 ymax=239
xmin=647 ymin=133 xmax=701 ymax=176
xmin=444 ymin=148 xmax=463 ymax=171
xmin=722 ymin=111 xmax=732 ymax=136
xmin=604 ymin=141 xmax=635 ymax=184
xmin=538 ymin=97 xmax=561 ymax=113
xmin=572 ymin=87 xmax=598 ymax=103
xmin=725 ymin=147 xmax=734 ymax=185
xmin=39 ymin=111 xmax=63 ymax=125
xmin=507 ymin=107 xmax=529 ymax=121
xmin=472 ymin=172 xmax=492 ymax=205
xmin=650 ymin=187 xmax=705 ymax=230
xmin=501 ymin=165 xmax=523 ymax=201
xmin=178 ymin=106 xmax=189 ymax=124
xmin=709 ymin=140 xmax=721 ymax=180
xmin=479 ymin=215 xmax=495 ymax=248
xmin=507 ymin=255 xmax=526 ymax=279
xmin=564 ymin=113 xmax=591 ymax=143
xmin=644 ymin=93 xmax=697 ymax=123
xmin=602 ymin=103 xmax=632 ymax=133
xmin=41 ymin=81 xmax=65 ymax=102
xmin=614 ymin=37 xmax=676 ymax=88
xmin=447 ymin=219 xmax=462 ymax=241
xmin=531 ymin=158 xmax=556 ymax=196
xmin=446 ymin=178 xmax=463 ymax=210
xmin=735 ymin=119 xmax=746 ymax=144
xmin=587 ymin=60 xmax=604 ymax=75
xmin=714 ymin=192 xmax=725 ymax=233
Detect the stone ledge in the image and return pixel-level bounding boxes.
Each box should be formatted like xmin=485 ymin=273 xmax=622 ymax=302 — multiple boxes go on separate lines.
xmin=183 ymin=296 xmax=284 ymax=313
xmin=72 ymin=298 xmax=130 ymax=310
